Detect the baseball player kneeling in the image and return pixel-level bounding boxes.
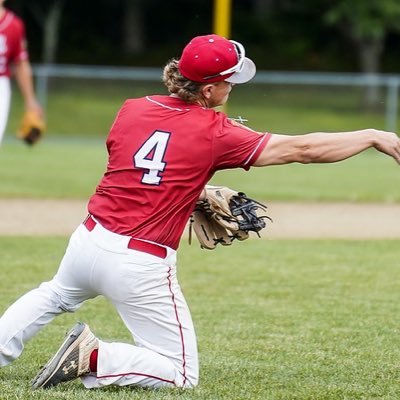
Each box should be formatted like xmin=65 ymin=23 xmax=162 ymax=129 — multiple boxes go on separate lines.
xmin=0 ymin=34 xmax=399 ymax=392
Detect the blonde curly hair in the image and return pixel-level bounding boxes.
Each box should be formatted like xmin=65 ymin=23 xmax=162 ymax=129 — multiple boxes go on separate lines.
xmin=162 ymin=58 xmax=203 ymax=103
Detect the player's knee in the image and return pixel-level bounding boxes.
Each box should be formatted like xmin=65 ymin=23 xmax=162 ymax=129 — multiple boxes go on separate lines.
xmin=0 ymin=335 xmax=23 ymax=367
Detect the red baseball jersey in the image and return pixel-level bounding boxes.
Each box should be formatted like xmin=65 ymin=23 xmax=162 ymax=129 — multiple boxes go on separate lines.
xmin=0 ymin=10 xmax=28 ymax=77
xmin=88 ymin=95 xmax=270 ymax=249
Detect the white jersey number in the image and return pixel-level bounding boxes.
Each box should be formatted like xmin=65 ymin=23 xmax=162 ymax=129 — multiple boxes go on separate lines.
xmin=133 ymin=130 xmax=170 ymax=185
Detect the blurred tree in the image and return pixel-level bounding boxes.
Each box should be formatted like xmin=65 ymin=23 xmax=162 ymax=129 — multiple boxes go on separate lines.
xmin=122 ymin=0 xmax=145 ymax=54
xmin=6 ymin=0 xmax=400 ymax=75
xmin=252 ymin=0 xmax=274 ymax=17
xmin=235 ymin=0 xmax=343 ymax=71
xmin=27 ymin=0 xmax=66 ymax=64
xmin=324 ymin=0 xmax=400 ymax=107
xmin=7 ymin=0 xmax=65 ymax=64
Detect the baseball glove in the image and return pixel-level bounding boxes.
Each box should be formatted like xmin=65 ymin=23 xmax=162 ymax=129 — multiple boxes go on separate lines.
xmin=189 ymin=186 xmax=272 ymax=250
xmin=17 ymin=110 xmax=45 ymax=146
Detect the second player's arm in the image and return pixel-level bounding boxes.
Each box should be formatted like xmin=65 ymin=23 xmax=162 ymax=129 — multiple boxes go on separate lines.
xmin=14 ymin=60 xmax=42 ymax=115
xmin=254 ymin=129 xmax=400 ymax=166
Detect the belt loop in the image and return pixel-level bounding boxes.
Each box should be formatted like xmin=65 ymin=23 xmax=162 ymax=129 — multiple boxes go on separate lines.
xmin=83 ymin=215 xmax=96 ymax=232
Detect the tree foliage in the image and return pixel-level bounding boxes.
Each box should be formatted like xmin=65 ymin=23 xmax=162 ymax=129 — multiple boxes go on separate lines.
xmin=325 ymin=0 xmax=400 ymax=40
xmin=323 ymin=0 xmax=400 ymax=105
xmin=6 ymin=0 xmax=400 ymax=73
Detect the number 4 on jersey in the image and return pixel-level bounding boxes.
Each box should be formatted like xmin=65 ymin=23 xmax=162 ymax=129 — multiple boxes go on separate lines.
xmin=133 ymin=130 xmax=170 ymax=184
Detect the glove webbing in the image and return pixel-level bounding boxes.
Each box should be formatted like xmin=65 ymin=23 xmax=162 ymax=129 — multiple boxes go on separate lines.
xmin=230 ymin=193 xmax=272 ymax=235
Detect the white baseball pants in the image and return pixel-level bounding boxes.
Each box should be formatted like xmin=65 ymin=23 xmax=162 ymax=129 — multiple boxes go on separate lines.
xmin=0 ymin=76 xmax=11 ymax=144
xmin=0 ymin=217 xmax=199 ymax=389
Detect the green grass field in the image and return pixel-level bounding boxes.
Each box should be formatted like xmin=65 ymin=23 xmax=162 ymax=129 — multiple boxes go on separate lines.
xmin=0 ymin=238 xmax=399 ymax=399
xmin=1 ymin=80 xmax=399 ymax=399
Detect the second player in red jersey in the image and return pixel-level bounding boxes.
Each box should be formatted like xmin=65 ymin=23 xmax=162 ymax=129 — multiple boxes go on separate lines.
xmin=0 ymin=0 xmax=42 ymax=144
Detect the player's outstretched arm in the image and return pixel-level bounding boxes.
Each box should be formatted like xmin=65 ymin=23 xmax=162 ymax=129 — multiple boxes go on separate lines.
xmin=254 ymin=129 xmax=400 ymax=166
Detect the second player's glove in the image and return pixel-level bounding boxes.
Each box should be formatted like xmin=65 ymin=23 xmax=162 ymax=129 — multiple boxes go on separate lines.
xmin=16 ymin=110 xmax=45 ymax=146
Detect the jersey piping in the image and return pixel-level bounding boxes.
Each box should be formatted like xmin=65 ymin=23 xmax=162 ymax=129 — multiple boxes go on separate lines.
xmin=145 ymin=96 xmax=191 ymax=112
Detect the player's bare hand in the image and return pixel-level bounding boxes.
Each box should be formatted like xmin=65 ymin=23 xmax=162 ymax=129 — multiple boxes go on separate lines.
xmin=26 ymin=99 xmax=44 ymax=119
xmin=372 ymin=129 xmax=400 ymax=164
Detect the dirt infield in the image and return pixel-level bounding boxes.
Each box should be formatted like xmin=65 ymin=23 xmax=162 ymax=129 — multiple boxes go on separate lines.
xmin=1 ymin=199 xmax=400 ymax=239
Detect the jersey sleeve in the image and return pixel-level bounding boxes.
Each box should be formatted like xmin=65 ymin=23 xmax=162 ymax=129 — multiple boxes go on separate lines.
xmin=211 ymin=114 xmax=271 ymax=171
xmin=10 ymin=16 xmax=28 ymax=63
